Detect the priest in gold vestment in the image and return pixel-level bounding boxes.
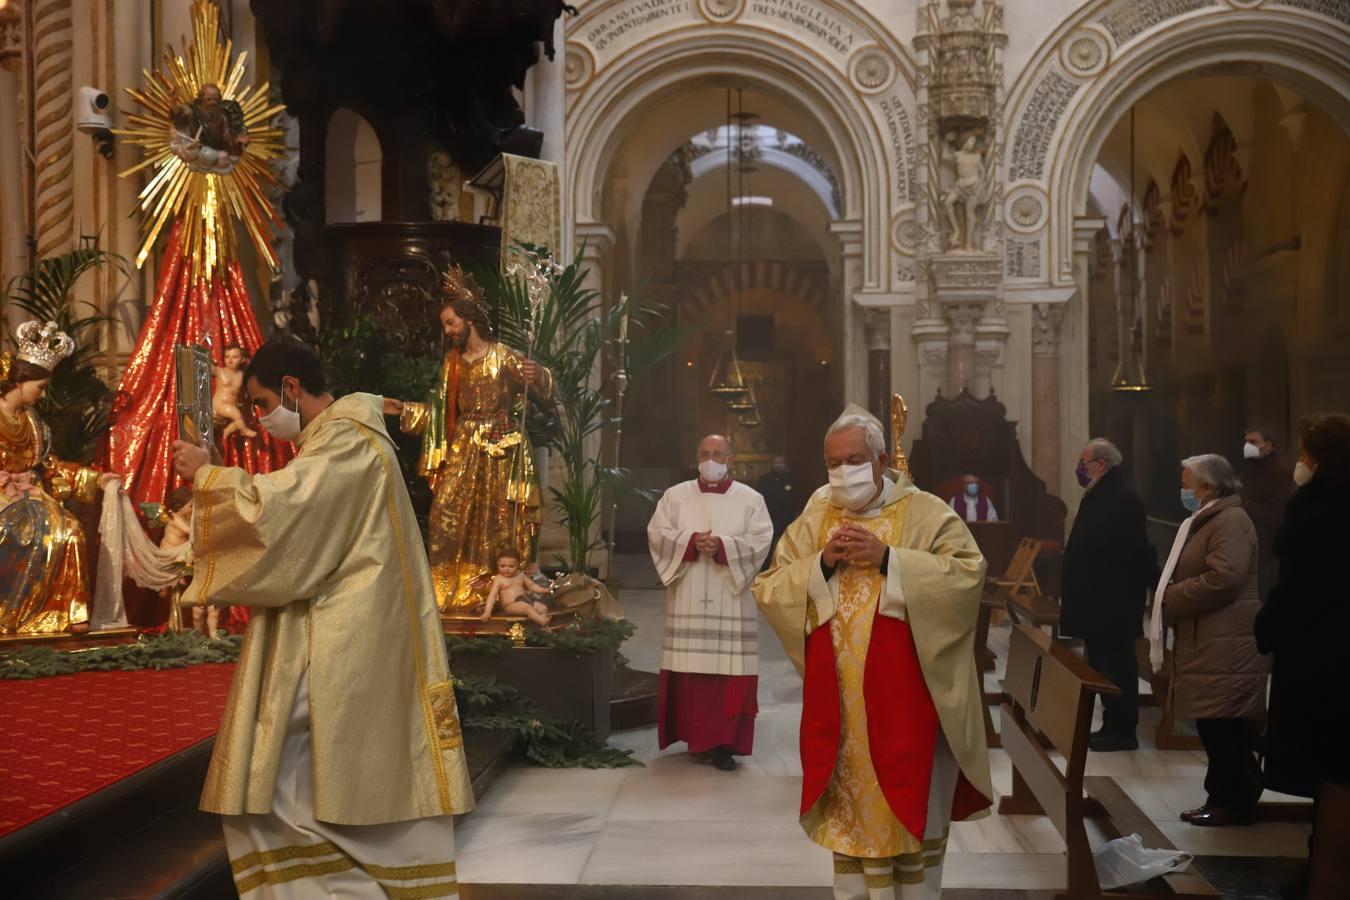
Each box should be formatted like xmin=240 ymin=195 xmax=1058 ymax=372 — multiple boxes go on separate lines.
xmin=175 ymin=338 xmax=472 ymax=899
xmin=386 ymin=265 xmax=553 ymax=610
xmin=753 ymin=410 xmax=993 ymax=900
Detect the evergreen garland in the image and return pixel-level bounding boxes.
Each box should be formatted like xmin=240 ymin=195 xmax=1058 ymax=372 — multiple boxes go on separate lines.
xmin=453 ymin=672 xmax=638 ymax=769
xmin=0 ymin=633 xmax=241 ymax=680
xmin=444 ymin=617 xmax=637 ymax=660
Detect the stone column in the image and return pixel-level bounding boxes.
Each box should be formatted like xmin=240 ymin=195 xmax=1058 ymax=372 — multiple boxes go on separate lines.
xmin=1061 ymin=217 xmax=1107 ymax=503
xmin=1031 ymin=302 xmax=1065 ymax=488
xmin=830 ymin=220 xmax=865 ymax=403
xmin=944 ymin=300 xmax=983 ymax=394
xmin=574 ymin=222 xmax=615 ymax=300
xmin=863 ymin=307 xmax=892 ymax=428
xmin=929 ymin=254 xmax=1001 ymax=396
xmin=525 ymin=18 xmax=566 ymax=170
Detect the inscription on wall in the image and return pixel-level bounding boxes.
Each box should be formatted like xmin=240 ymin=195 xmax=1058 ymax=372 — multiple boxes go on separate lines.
xmin=1009 ymin=71 xmax=1079 ymax=182
xmin=582 ymin=0 xmax=692 ymax=53
xmin=1006 ymin=238 xmax=1041 ymax=279
xmin=1098 ymin=0 xmax=1216 ymax=45
xmin=879 ymin=95 xmax=917 ymax=203
xmin=746 ymin=0 xmax=857 ymax=57
xmin=1274 ymin=0 xmax=1350 ymax=27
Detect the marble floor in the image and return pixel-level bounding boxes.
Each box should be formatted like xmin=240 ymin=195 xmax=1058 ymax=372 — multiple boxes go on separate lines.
xmin=454 ymin=553 xmax=1310 ymax=894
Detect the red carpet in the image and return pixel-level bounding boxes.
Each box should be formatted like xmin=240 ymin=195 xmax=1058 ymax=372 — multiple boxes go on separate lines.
xmin=0 ymin=663 xmax=236 ymax=838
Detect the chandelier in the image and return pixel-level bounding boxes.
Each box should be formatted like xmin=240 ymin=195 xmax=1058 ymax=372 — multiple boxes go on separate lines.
xmin=706 ymin=87 xmax=760 ymax=427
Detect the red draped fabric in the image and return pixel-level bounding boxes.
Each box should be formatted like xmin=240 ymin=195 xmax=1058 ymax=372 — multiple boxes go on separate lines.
xmin=101 ymin=219 xmax=295 ymax=629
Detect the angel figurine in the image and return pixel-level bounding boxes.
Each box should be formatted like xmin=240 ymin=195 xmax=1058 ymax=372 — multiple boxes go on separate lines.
xmin=213 ymin=344 xmax=257 ymax=440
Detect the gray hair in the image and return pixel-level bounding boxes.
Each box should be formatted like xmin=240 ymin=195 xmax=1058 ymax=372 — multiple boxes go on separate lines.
xmin=826 ymin=414 xmax=886 ymax=459
xmin=1085 ymin=438 xmax=1123 ymax=469
xmin=1182 ymin=453 xmax=1242 ymax=497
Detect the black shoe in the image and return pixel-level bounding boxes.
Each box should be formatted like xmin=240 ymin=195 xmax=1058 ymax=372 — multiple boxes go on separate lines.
xmin=710 ymin=747 xmax=737 ymax=771
xmin=1089 ymin=731 xmax=1139 ymax=752
xmin=1187 ymin=805 xmax=1255 ymax=827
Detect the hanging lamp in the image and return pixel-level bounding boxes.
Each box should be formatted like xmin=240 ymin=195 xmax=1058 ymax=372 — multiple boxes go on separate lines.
xmin=708 ymin=329 xmax=750 ymax=399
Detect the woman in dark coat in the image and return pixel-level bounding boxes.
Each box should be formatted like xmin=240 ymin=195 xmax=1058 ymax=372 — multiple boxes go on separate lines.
xmin=1256 ymin=413 xmax=1350 ymax=797
xmin=1159 ymin=454 xmax=1267 ymax=826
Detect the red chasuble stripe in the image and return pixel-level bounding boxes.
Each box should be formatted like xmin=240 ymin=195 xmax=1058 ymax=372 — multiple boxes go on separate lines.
xmin=865 ymin=613 xmax=940 ymax=841
xmin=799 ymin=624 xmax=841 ymax=817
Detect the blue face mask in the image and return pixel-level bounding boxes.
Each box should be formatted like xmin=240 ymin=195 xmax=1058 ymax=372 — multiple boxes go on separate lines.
xmin=965 ymin=482 xmax=980 ymax=497
xmin=1180 ymin=488 xmax=1201 ymax=513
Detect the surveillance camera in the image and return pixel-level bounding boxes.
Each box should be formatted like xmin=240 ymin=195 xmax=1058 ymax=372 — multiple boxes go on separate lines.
xmin=76 ymin=87 xmax=111 ymax=133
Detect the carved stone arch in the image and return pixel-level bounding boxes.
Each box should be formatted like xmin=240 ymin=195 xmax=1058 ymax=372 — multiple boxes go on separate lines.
xmin=1169 ymin=151 xmax=1201 ymax=235
xmin=1204 ymin=112 xmax=1244 ymax=208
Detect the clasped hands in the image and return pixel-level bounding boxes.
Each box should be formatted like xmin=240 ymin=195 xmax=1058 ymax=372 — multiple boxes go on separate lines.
xmin=823 ymin=523 xmax=888 ymax=567
xmin=693 ymin=531 xmax=720 ymax=557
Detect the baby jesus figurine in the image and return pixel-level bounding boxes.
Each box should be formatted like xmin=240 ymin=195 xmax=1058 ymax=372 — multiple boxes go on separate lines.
xmin=161 ymin=486 xmax=218 ymax=638
xmin=482 ymin=546 xmax=551 ymax=625
xmin=213 ymin=344 xmax=257 ymax=440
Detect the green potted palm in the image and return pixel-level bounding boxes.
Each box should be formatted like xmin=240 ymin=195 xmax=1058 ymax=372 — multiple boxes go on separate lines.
xmin=477 ymin=246 xmax=688 ymax=576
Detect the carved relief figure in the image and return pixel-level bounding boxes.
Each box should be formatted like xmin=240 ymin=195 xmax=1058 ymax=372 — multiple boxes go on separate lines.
xmin=428 ymin=150 xmax=464 ymax=222
xmin=941 ymin=131 xmax=992 ymax=252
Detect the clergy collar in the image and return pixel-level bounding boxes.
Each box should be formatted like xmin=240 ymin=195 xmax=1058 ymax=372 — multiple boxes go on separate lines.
xmin=698 ymin=477 xmax=733 ymax=494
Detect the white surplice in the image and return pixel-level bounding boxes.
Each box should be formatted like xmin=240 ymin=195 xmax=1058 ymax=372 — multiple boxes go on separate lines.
xmin=647 ymin=479 xmax=773 ymax=676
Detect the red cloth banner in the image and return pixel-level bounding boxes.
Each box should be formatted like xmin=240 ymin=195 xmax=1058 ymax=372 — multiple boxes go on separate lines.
xmin=104 ymin=219 xmax=295 ymax=507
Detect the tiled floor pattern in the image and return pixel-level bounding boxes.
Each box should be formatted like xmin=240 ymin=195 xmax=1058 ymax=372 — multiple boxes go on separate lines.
xmin=456 ymin=554 xmax=1310 ymax=894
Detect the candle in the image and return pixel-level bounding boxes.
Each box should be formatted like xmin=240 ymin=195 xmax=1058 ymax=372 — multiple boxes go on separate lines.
xmin=618 ymin=293 xmax=629 ymax=343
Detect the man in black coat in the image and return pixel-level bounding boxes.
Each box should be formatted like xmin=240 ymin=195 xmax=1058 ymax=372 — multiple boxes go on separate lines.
xmin=1060 ymin=438 xmax=1159 ymax=752
xmin=756 ymin=456 xmax=802 ymax=568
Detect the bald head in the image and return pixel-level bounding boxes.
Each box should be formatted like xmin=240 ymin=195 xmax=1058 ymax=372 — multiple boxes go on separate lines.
xmin=697 ymin=434 xmax=732 ymax=463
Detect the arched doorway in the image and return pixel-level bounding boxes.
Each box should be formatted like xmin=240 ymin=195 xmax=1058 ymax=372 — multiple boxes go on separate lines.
xmin=1003 ymin=1 xmax=1350 ymax=504
xmin=325 ymin=107 xmax=383 ymax=224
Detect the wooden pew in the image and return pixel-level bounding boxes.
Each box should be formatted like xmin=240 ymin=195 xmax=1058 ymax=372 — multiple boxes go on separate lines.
xmin=998 ymin=624 xmax=1218 ymax=899
xmin=977 ymin=537 xmax=1043 ymax=748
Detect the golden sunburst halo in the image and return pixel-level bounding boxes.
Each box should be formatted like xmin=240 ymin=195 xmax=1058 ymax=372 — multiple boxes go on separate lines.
xmin=115 ymin=0 xmax=286 ymax=282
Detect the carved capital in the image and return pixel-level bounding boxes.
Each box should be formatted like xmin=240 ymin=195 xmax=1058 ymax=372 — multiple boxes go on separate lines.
xmin=863 ymin=307 xmax=891 ymax=351
xmin=942 ymin=300 xmax=985 ymax=340
xmin=1031 ymin=302 xmax=1066 ymax=356
xmin=918 ymin=339 xmax=949 ymax=367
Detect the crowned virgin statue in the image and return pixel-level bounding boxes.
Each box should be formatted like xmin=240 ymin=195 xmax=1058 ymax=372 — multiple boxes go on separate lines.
xmin=384 ymin=266 xmax=553 ymax=611
xmin=0 ymin=322 xmax=116 ymax=634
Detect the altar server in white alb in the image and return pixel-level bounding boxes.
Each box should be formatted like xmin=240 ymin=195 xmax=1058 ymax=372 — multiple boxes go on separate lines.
xmin=648 ymin=434 xmax=774 ymax=771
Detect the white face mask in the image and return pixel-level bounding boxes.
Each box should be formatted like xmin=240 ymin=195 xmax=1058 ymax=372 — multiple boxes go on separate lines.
xmin=1293 ymin=460 xmax=1314 ymax=487
xmin=1242 ymin=441 xmax=1262 ymax=460
xmin=828 ymin=461 xmax=879 ymax=511
xmin=698 ymin=459 xmax=728 ymax=483
xmin=258 ymin=390 xmax=302 ymax=442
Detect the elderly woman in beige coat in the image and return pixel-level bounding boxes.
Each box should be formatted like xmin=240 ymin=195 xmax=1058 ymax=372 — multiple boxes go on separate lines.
xmin=1154 ymin=453 xmax=1267 ymax=827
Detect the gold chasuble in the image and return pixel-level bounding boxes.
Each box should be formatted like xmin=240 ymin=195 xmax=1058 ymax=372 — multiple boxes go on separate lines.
xmin=400 ymin=344 xmax=553 ymax=609
xmin=754 ymin=474 xmax=993 ymax=864
xmin=184 ymin=393 xmax=473 ymax=826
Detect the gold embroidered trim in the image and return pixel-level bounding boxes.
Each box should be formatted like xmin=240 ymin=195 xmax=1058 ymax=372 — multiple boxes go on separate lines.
xmin=196 ymin=466 xmax=224 ymax=600
xmin=364 ymin=860 xmax=458 ymax=881
xmin=427 ymin=681 xmax=464 ymax=750
xmin=864 ymin=870 xmax=895 ymax=888
xmin=833 ymin=857 xmax=864 ymax=874
xmin=234 ymin=857 xmax=355 ymax=894
xmin=383 ymin=879 xmax=460 ymax=899
xmin=230 ymin=840 xmax=340 ymax=874
xmin=354 ymin=423 xmax=454 ymax=813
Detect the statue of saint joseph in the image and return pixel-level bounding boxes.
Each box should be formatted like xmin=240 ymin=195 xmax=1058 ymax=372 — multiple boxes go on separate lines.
xmin=385 ymin=266 xmax=553 ymax=610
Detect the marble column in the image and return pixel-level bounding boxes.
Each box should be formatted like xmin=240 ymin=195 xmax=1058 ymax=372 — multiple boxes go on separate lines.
xmin=862 ymin=307 xmax=892 ymax=429
xmin=1061 ymin=216 xmax=1107 ymax=503
xmin=829 ymin=220 xmax=865 ymax=403
xmin=1031 ymin=302 xmax=1065 ymax=488
xmin=525 ymin=18 xmax=566 ymax=169
xmin=943 ymin=300 xmax=983 ymax=394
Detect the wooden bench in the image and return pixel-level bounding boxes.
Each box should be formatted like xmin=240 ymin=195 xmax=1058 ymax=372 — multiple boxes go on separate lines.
xmin=998 ymin=624 xmax=1218 ymax=899
xmin=977 ymin=537 xmax=1043 ymax=747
